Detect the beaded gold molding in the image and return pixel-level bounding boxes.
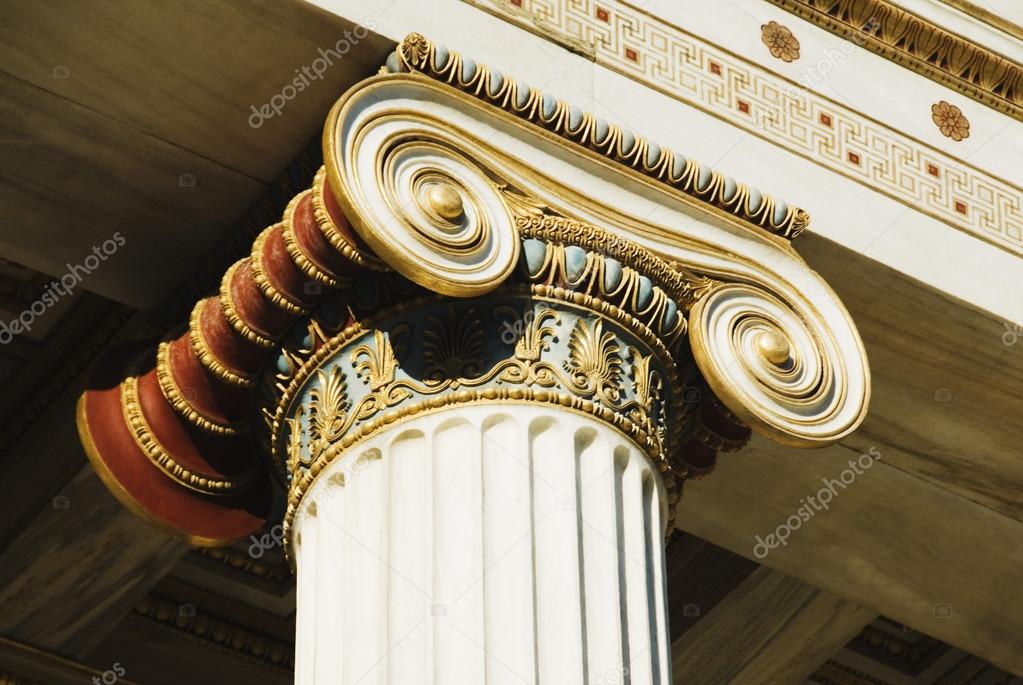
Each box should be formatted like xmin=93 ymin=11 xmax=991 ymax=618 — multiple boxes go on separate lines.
xmin=310 ymin=167 xmax=386 ymax=271
xmin=515 ymin=213 xmax=715 ymax=312
xmin=188 ymin=300 xmax=256 ymax=389
xmin=219 ymin=261 xmax=276 ymax=349
xmin=122 ymin=369 xmax=253 ymax=494
xmin=132 ymin=593 xmax=294 ymax=670
xmin=155 ymin=340 xmax=248 ymax=436
xmin=282 ymin=190 xmax=341 ymax=288
xmin=250 ymin=226 xmax=309 ymax=316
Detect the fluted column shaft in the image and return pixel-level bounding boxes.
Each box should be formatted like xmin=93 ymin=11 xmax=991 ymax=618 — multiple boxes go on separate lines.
xmin=292 ymin=404 xmax=671 ymax=684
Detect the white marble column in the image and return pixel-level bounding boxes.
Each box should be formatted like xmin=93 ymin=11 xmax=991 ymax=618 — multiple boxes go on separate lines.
xmin=291 ymin=403 xmax=671 ymax=684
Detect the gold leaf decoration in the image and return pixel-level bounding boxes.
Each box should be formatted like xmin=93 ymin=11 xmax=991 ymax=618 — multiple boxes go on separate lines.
xmin=352 ymin=329 xmax=401 ymax=391
xmin=398 ymin=31 xmax=430 ymax=69
xmin=309 ymin=367 xmax=349 ymax=457
xmin=629 ymin=348 xmax=656 ymax=413
xmin=496 ymin=183 xmax=551 ymax=218
xmin=512 ymin=307 xmax=559 ymax=362
xmin=765 ymin=0 xmax=1023 ymax=121
xmin=423 ymin=307 xmax=486 ymax=384
xmin=285 ymin=405 xmax=305 ymax=475
xmin=564 ymin=318 xmax=622 ymax=402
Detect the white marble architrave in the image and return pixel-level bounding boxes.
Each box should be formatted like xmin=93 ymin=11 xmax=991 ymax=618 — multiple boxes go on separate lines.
xmin=292 ymin=404 xmax=671 ymax=684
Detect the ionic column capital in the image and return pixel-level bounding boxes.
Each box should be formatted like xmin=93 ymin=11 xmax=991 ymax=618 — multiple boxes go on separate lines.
xmin=76 ymin=30 xmax=869 ymax=550
xmin=309 ymin=35 xmax=869 ymax=464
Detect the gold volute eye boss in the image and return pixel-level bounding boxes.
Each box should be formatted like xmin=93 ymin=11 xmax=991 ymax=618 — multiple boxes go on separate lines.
xmin=423 ymin=182 xmax=464 ymax=222
xmin=755 ymin=330 xmax=791 ymax=366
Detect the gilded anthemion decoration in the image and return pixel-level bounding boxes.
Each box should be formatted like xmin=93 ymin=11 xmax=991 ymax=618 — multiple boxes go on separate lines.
xmin=282 ymin=294 xmax=678 ymax=467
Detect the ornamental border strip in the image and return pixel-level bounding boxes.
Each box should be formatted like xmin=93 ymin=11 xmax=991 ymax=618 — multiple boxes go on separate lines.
xmin=766 ymin=0 xmax=1023 ymax=122
xmin=459 ymin=0 xmax=1023 ymax=256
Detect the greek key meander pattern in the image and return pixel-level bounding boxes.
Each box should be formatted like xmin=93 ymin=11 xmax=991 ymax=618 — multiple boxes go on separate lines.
xmin=464 ymin=0 xmax=1023 ymax=254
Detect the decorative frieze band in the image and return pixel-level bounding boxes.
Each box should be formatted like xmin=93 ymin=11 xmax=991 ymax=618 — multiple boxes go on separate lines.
xmin=463 ymin=0 xmax=1023 ymax=255
xmin=766 ymin=0 xmax=1023 ymax=121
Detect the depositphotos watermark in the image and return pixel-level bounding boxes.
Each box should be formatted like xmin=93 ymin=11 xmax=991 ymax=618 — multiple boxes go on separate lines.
xmin=248 ymin=20 xmax=376 ymax=128
xmin=249 ymin=523 xmax=285 ymax=559
xmin=1002 ymin=321 xmax=1023 ymax=346
xmin=0 ymin=232 xmax=125 ymax=345
xmin=753 ymin=446 xmax=881 ymax=559
xmin=593 ymin=663 xmax=630 ymax=685
xmin=755 ymin=19 xmax=878 ymax=129
xmin=91 ymin=662 xmax=126 ymax=685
